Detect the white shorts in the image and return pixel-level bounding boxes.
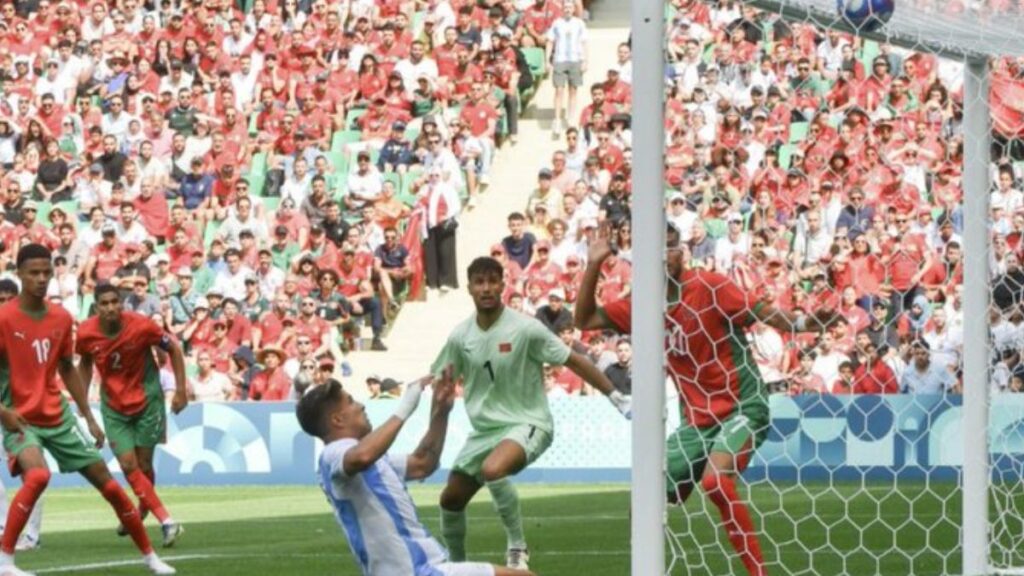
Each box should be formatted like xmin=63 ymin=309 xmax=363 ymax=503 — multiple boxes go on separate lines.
xmin=435 ymin=561 xmax=496 ymax=576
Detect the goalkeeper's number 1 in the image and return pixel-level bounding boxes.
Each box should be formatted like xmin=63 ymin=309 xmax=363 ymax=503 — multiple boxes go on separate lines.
xmin=483 ymin=360 xmax=495 ymax=382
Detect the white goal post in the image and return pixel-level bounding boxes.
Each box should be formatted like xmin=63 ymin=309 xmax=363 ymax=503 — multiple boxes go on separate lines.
xmin=628 ymin=0 xmax=1016 ymax=574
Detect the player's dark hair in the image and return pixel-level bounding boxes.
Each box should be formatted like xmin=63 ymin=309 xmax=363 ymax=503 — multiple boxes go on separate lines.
xmin=467 ymin=257 xmax=504 ymax=280
xmin=296 ymin=379 xmax=345 ymax=439
xmin=0 ymin=279 xmax=18 ymax=295
xmin=94 ymin=283 xmax=119 ymax=301
xmin=16 ymin=244 xmax=52 ymax=269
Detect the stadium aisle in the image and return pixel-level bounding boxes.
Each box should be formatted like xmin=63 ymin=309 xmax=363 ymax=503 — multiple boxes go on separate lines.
xmin=345 ymin=0 xmax=629 ymax=396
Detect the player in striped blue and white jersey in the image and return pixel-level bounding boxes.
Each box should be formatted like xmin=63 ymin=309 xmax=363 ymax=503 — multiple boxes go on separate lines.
xmin=296 ymin=371 xmax=535 ymax=576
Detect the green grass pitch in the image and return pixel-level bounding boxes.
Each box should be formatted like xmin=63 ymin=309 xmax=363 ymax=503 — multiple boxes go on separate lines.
xmin=11 ymin=482 xmax=1023 ymax=574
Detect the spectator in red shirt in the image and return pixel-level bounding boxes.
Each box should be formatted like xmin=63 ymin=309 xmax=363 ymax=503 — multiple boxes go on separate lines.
xmin=852 ymin=342 xmax=899 ymax=394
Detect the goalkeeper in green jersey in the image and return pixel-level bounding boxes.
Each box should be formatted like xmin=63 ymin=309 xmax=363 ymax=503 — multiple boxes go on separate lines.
xmin=432 ymin=256 xmax=631 ymax=571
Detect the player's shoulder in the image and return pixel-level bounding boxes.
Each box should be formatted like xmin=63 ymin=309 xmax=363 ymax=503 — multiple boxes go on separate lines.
xmin=77 ymin=314 xmax=101 ymax=337
xmin=123 ymin=310 xmax=159 ymax=330
xmin=42 ymin=302 xmax=75 ymax=326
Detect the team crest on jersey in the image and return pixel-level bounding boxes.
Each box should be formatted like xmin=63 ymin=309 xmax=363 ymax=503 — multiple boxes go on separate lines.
xmin=499 ymin=342 xmax=512 ymax=353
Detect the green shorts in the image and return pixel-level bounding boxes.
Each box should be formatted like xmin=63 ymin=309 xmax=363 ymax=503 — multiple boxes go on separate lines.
xmin=453 ymin=424 xmax=552 ymax=483
xmin=4 ymin=412 xmax=103 ymax=475
xmin=102 ymin=398 xmax=167 ymax=457
xmin=666 ymin=405 xmax=769 ymax=499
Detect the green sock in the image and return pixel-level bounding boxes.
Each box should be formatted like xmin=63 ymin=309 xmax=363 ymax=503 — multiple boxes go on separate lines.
xmin=487 ymin=478 xmax=526 ymax=550
xmin=441 ymin=508 xmax=467 ymax=561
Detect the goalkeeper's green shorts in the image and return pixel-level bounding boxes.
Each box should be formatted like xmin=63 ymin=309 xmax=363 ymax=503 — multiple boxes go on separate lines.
xmin=665 ymin=404 xmax=769 ymax=500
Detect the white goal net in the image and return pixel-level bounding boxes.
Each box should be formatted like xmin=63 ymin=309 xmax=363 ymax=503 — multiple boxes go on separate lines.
xmin=628 ymin=0 xmax=1024 ymax=574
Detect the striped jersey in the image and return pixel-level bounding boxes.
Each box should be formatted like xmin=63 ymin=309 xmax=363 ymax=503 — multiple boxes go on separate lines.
xmin=318 ymin=439 xmax=447 ymax=576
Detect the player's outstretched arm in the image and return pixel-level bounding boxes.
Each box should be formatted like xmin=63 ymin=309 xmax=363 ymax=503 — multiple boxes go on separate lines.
xmin=342 ymin=376 xmax=431 ymax=476
xmin=60 ymin=356 xmax=106 ymax=448
xmin=564 ymin=351 xmax=631 ymax=418
xmin=405 ymin=366 xmax=456 ymax=481
xmin=575 ymin=233 xmax=616 ymax=332
xmin=753 ymin=303 xmax=840 ymax=334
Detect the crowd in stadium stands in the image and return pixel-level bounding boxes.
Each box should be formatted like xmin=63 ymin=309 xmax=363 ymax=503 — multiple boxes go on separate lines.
xmin=0 ymin=0 xmax=603 ymax=402
xmin=511 ymin=0 xmax=1024 ymax=398
xmin=1 ymin=0 xmax=1020 ymax=402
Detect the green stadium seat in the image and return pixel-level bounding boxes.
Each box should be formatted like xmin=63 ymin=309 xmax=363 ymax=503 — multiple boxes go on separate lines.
xmin=383 ymin=172 xmax=401 ymax=193
xmin=331 ymin=130 xmax=363 ymax=152
xmin=523 ymin=48 xmax=546 ymax=80
xmin=35 ymin=202 xmax=53 ymax=226
xmin=789 ymin=122 xmax=809 ymax=143
xmin=204 ymin=220 xmax=223 ymax=247
xmin=79 ymin=293 xmax=94 ymax=321
xmin=345 ymin=108 xmax=368 ymax=130
xmin=779 ymin=144 xmax=798 ymax=169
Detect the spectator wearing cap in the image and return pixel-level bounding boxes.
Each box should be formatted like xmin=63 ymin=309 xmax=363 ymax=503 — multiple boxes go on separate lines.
xmin=525 ymin=239 xmax=564 ymax=293
xmin=598 ymin=172 xmax=630 ymax=224
xmin=249 ymin=347 xmax=292 ymax=401
xmin=535 ymin=287 xmax=573 ymax=333
xmin=338 ymin=244 xmax=388 ymax=351
xmin=228 ymin=345 xmax=260 ymax=401
xmin=169 ymin=266 xmax=200 ymax=335
xmin=111 ymin=241 xmax=151 ymax=294
xmin=378 ymin=121 xmax=415 ymax=175
xmin=525 ymin=168 xmax=563 ymax=218
xmin=374 ymin=226 xmax=411 ymax=305
xmin=15 ymin=200 xmax=59 ymax=253
xmin=123 ymin=275 xmax=161 ymax=316
xmin=84 ymin=222 xmax=127 ymax=284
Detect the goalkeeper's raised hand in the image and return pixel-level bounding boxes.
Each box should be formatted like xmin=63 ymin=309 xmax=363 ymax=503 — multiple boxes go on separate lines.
xmin=608 ymin=390 xmax=632 ymax=420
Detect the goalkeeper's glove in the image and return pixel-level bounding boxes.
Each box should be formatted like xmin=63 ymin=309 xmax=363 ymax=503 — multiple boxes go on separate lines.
xmin=393 ymin=379 xmax=426 ymax=421
xmin=608 ymin=390 xmax=632 ymax=420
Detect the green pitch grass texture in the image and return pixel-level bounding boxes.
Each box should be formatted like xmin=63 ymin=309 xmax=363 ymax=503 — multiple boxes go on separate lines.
xmin=12 ymin=482 xmax=1023 ymax=575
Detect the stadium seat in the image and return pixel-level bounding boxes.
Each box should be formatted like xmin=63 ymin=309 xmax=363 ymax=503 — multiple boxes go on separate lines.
xmin=779 ymin=144 xmax=798 ymax=169
xmin=523 ymin=48 xmax=547 ymax=80
xmin=331 ymin=130 xmax=362 ymax=152
xmin=345 ymin=108 xmax=368 ymax=130
xmin=383 ymin=171 xmax=401 ymax=193
xmin=35 ymin=202 xmax=53 ymax=225
xmin=789 ymin=122 xmax=809 ymax=143
xmin=78 ymin=292 xmax=94 ymax=321
xmin=204 ymin=220 xmax=223 ymax=247
xmin=400 ymin=169 xmax=423 ymax=205
xmin=263 ymin=197 xmax=281 ymax=213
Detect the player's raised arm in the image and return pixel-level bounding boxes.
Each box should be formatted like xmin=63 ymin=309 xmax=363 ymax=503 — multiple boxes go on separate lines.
xmin=574 ymin=231 xmax=616 ymax=331
xmin=59 ymin=356 xmax=106 ymax=448
xmin=341 ymin=376 xmax=431 ymax=476
xmin=405 ymin=366 xmax=456 ymax=481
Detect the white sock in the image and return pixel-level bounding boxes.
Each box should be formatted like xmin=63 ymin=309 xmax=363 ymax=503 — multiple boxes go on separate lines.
xmin=161 ymin=517 xmax=175 ymax=526
xmin=0 ymin=552 xmax=13 ymax=566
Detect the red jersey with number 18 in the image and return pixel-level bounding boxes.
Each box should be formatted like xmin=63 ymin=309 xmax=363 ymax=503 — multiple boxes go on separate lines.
xmin=76 ymin=311 xmax=167 ymax=416
xmin=0 ymin=300 xmax=75 ymax=427
xmin=602 ymin=269 xmax=766 ymax=428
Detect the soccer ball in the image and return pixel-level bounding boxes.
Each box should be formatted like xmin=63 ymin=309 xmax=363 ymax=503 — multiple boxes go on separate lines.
xmin=837 ymin=0 xmax=895 ymax=32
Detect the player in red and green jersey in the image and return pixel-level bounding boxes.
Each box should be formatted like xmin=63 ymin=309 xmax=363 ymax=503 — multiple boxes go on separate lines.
xmin=575 ymin=226 xmax=836 ymax=576
xmin=77 ymin=283 xmax=188 ymax=547
xmin=0 ymin=244 xmax=176 ymax=576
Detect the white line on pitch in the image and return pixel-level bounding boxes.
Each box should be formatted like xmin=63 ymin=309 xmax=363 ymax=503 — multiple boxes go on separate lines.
xmin=35 ymin=555 xmax=215 ymax=573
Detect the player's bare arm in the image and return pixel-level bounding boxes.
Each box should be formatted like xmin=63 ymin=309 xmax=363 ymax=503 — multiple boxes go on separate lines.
xmin=752 ymin=302 xmax=840 ymax=334
xmin=574 ymin=232 xmax=616 ymax=332
xmin=59 ymin=356 xmax=105 ymax=448
xmin=342 ymin=376 xmax=432 ymax=476
xmin=163 ymin=338 xmax=189 ymax=414
xmin=77 ymin=352 xmax=95 ymax=397
xmin=564 ymin=352 xmax=631 ymax=418
xmin=405 ymin=366 xmax=456 ymax=481
xmin=0 ymin=405 xmax=28 ymax=435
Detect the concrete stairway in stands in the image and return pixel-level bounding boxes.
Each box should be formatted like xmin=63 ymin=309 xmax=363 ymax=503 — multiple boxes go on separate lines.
xmin=344 ymin=0 xmax=630 ymax=397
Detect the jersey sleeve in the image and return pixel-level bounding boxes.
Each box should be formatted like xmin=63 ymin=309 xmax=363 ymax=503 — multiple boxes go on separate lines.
xmin=600 ymin=298 xmax=631 ymax=333
xmin=387 ymin=453 xmax=409 ymax=480
xmin=430 ymin=332 xmax=463 ymax=380
xmin=528 ymin=318 xmax=571 ymax=366
xmin=323 ymin=438 xmax=359 ymax=481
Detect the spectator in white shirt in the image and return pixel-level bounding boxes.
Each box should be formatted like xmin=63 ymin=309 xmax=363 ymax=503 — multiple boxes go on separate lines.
xmin=901 ymin=340 xmax=958 ymax=394
xmin=345 ymin=151 xmax=384 ymax=211
xmin=191 ymin=351 xmax=236 ymax=402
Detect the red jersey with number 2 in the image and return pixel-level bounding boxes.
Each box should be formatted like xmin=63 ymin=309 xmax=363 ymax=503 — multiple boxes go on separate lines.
xmin=76 ymin=311 xmax=167 ymax=416
xmin=602 ymin=269 xmax=763 ymax=428
xmin=0 ymin=301 xmax=75 ymax=427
